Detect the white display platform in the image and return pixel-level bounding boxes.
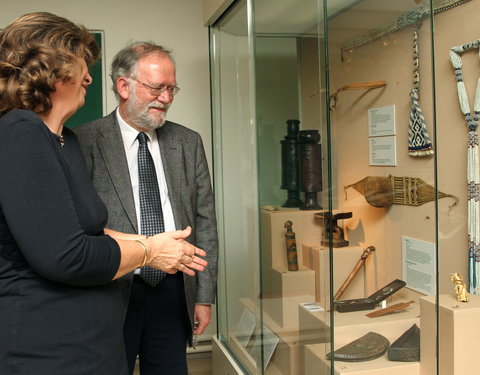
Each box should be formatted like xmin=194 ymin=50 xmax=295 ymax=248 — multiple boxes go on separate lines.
xmin=260 ymin=207 xmax=324 ymax=270
xmin=305 ymin=342 xmax=420 ymax=375
xmin=260 ymin=208 xmax=318 ymax=330
xmin=420 ymin=294 xmax=480 ymax=375
xmin=302 ymin=244 xmax=376 ymax=306
xmin=301 ymin=296 xmax=420 ymax=374
xmin=262 ymin=265 xmax=316 ymax=329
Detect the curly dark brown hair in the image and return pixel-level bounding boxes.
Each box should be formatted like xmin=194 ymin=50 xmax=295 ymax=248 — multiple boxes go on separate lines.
xmin=0 ymin=12 xmax=100 ymax=116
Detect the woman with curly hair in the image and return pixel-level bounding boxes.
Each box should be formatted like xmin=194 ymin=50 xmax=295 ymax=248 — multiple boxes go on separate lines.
xmin=0 ymin=12 xmax=207 ymax=375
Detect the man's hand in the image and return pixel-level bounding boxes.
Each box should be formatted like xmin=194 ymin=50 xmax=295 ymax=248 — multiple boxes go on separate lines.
xmin=193 ymin=304 xmax=211 ymax=335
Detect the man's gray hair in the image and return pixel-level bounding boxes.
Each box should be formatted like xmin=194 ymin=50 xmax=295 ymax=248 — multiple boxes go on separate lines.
xmin=110 ymin=41 xmax=175 ymax=98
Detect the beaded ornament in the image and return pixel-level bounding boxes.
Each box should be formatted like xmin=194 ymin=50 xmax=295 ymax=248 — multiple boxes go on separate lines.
xmin=450 ymin=39 xmax=480 ymax=294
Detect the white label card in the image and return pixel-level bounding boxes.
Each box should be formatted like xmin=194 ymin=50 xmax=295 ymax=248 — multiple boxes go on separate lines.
xmin=369 ymin=136 xmax=397 ymax=166
xmin=402 ymin=236 xmax=436 ymax=295
xmin=368 ymin=105 xmax=396 ymax=136
xmin=300 ymin=302 xmax=324 ymax=312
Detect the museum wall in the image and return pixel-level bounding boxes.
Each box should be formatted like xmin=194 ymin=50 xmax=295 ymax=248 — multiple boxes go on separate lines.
xmin=327 ymin=0 xmax=480 ymax=294
xmin=0 ymin=0 xmax=213 ymax=167
xmin=203 ymin=0 xmax=235 ymax=25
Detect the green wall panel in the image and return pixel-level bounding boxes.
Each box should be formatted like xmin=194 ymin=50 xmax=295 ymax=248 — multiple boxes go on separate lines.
xmin=66 ymin=32 xmax=104 ymax=128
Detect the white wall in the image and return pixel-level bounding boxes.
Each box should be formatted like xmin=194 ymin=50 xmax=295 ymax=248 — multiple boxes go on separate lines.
xmin=0 ymin=0 xmax=213 ymax=164
xmin=203 ymin=0 xmax=234 ymax=25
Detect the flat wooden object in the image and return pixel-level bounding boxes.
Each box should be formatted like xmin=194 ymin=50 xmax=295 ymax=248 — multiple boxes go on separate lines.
xmin=335 ymin=298 xmax=375 ymax=312
xmin=335 ymin=279 xmax=406 ymax=313
xmin=366 ymin=300 xmax=415 ymax=318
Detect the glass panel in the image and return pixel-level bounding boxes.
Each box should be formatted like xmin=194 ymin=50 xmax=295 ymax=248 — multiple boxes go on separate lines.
xmin=324 ymin=0 xmax=437 ymax=373
xmin=209 ymin=0 xmax=480 ymax=373
xmin=210 ymin=0 xmax=262 ymax=372
xmin=253 ymin=1 xmax=331 ymax=374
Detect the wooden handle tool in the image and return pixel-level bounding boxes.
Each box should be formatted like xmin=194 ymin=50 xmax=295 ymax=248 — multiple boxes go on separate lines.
xmin=333 ymin=246 xmax=375 ymax=301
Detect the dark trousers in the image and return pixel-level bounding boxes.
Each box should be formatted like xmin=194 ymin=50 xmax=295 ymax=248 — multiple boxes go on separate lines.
xmin=124 ymin=272 xmax=189 ymax=375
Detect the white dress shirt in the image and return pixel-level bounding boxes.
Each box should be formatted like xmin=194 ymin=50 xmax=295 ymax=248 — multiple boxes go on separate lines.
xmin=116 ymin=110 xmax=176 ymax=273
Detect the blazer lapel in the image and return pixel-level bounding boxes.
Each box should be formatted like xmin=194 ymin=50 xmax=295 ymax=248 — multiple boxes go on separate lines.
xmin=97 ymin=115 xmax=138 ymax=232
xmin=157 ymin=123 xmax=183 ymax=230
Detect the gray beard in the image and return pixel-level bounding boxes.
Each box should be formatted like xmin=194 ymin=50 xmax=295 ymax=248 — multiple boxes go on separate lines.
xmin=126 ymin=86 xmax=168 ymax=131
xmin=132 ymin=109 xmax=166 ymax=131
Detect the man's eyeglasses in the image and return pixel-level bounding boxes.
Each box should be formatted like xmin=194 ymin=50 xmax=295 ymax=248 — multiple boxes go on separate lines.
xmin=130 ymin=77 xmax=180 ymax=97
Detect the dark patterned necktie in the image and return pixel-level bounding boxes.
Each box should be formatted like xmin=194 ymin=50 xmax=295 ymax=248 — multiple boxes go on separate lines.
xmin=137 ymin=132 xmax=165 ymax=286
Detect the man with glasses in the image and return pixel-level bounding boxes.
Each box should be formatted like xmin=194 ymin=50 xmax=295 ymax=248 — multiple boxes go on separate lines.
xmin=74 ymin=42 xmax=218 ymax=375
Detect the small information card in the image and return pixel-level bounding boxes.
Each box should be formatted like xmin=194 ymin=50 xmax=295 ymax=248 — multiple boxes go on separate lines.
xmin=368 ymin=105 xmax=396 ymax=166
xmin=368 ymin=105 xmax=396 ymax=137
xmin=369 ymin=136 xmax=397 ymax=166
xmin=402 ymin=236 xmax=436 ymax=295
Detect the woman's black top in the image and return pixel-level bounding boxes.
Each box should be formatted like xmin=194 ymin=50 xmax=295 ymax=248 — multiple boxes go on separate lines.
xmin=0 ymin=110 xmax=127 ymax=375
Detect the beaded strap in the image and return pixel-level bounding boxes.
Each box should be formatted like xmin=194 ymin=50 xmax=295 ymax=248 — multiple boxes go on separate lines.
xmin=450 ymin=39 xmax=480 ymax=294
xmin=408 ymin=29 xmax=434 ymax=156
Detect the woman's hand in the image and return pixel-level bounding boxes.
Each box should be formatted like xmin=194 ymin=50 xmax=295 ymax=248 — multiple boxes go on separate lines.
xmin=145 ymin=226 xmax=208 ymax=276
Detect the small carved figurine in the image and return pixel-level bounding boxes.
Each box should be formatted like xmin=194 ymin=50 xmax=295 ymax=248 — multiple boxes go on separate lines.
xmin=284 ymin=221 xmax=299 ymax=271
xmin=450 ymin=273 xmax=469 ymax=302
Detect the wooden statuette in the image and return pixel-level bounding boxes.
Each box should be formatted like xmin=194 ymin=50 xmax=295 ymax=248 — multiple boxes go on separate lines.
xmin=450 ymin=272 xmax=469 ymax=302
xmin=284 ymin=221 xmax=299 ymax=271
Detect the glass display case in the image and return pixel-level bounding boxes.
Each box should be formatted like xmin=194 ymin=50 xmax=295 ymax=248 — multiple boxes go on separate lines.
xmin=208 ymin=0 xmax=479 ymax=373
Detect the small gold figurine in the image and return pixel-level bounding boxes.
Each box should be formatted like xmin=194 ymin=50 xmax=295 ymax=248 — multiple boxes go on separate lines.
xmin=450 ymin=273 xmax=469 ymax=302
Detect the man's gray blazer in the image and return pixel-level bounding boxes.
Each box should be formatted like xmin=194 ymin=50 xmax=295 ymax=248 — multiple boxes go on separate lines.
xmin=73 ymin=111 xmax=218 ymax=328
